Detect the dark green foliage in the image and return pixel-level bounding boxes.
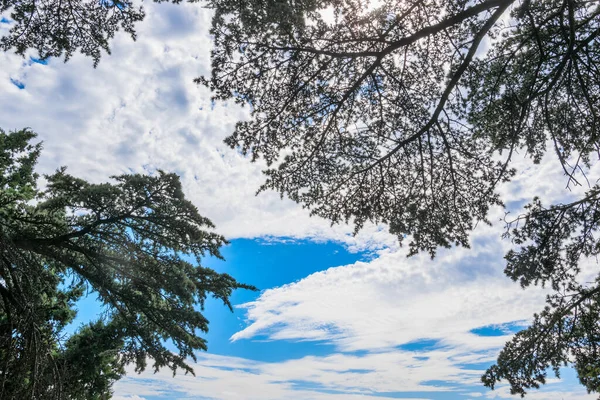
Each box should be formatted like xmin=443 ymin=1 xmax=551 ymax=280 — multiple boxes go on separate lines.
xmin=0 ymin=0 xmax=199 ymax=65
xmin=466 ymin=0 xmax=600 ymax=174
xmin=483 ymin=190 xmax=600 ymax=396
xmin=0 ymin=0 xmax=144 ymax=65
xmin=504 ymin=190 xmax=600 ymax=291
xmin=0 ymin=128 xmax=255 ymax=398
xmin=55 ymin=321 xmax=126 ymax=399
xmin=201 ymin=0 xmax=599 ymax=257
xmin=0 ymin=238 xmax=88 ymax=399
xmin=201 ymin=0 xmax=521 ymax=257
xmin=482 ymin=283 xmax=600 ymax=396
xmin=198 ymin=0 xmax=600 ymax=396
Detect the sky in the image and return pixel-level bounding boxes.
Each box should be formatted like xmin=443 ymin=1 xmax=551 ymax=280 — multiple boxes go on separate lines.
xmin=1 ymin=2 xmax=599 ymax=399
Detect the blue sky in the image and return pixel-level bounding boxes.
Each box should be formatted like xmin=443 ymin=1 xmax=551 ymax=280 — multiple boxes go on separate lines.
xmin=1 ymin=2 xmax=600 ymax=399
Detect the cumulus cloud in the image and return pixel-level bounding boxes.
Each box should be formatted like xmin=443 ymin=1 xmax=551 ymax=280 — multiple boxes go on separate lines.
xmin=0 ymin=1 xmax=400 ymax=251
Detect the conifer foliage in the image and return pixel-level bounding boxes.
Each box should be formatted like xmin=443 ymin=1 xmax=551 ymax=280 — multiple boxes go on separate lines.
xmin=0 ymin=128 xmax=255 ymax=399
xmin=199 ymin=0 xmax=600 ymax=395
xmin=0 ymin=0 xmax=146 ymax=66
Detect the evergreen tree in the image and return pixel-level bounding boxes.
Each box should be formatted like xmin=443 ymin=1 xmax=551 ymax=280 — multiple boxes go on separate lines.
xmin=0 ymin=128 xmax=255 ymax=399
xmin=198 ymin=0 xmax=600 ymax=395
xmin=0 ymin=0 xmax=147 ymax=66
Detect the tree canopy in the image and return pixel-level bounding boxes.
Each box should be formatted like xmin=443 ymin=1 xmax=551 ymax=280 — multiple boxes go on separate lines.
xmin=197 ymin=0 xmax=600 ymax=396
xmin=1 ymin=0 xmax=145 ymax=65
xmin=201 ymin=0 xmax=599 ymax=255
xmin=0 ymin=128 xmax=255 ymax=398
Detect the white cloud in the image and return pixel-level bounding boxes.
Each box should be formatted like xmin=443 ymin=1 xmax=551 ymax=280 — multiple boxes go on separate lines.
xmin=219 ymin=163 xmax=599 ymax=396
xmin=113 ymin=396 xmax=147 ymax=400
xmin=0 ymin=1 xmax=400 ymax=251
xmin=113 ymin=352 xmax=456 ymax=399
xmin=112 ymin=351 xmax=598 ymax=400
xmin=231 ymin=227 xmax=548 ymax=351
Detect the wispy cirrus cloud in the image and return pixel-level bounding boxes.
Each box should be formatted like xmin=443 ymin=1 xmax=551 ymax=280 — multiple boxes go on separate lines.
xmin=111 ymin=350 xmax=598 ymax=400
